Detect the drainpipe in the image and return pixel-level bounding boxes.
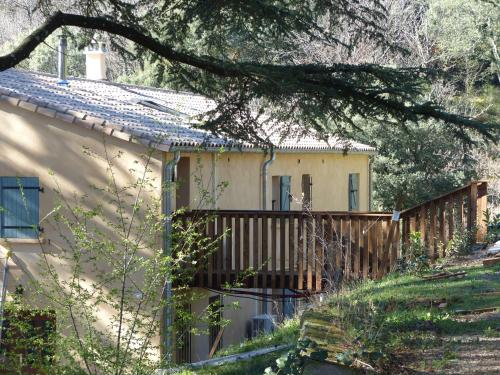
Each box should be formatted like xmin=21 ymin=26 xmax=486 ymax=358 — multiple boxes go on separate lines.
xmin=262 ymin=147 xmax=276 ymax=210
xmin=211 ymin=153 xmax=217 ymax=209
xmin=0 ymin=249 xmax=11 ymax=345
xmin=162 ymin=150 xmax=181 ymax=362
xmin=261 ymin=148 xmax=275 ymax=318
xmin=368 ymin=156 xmax=374 ymax=211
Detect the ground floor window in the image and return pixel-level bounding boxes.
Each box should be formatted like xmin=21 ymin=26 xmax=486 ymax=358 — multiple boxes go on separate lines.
xmin=0 ymin=177 xmax=41 ymax=239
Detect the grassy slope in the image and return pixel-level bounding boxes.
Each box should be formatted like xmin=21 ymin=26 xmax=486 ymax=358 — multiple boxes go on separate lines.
xmin=302 ymin=261 xmax=500 ymax=373
xmin=185 ymin=260 xmax=499 ymax=374
xmin=186 ymin=318 xmax=300 ymax=375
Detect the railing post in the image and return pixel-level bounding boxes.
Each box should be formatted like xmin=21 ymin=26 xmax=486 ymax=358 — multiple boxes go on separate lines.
xmin=429 ymin=202 xmax=437 ymax=259
xmin=468 ymin=182 xmax=478 ymax=241
xmin=439 ymin=200 xmax=446 ymax=255
xmin=476 ymin=181 xmax=488 ymax=242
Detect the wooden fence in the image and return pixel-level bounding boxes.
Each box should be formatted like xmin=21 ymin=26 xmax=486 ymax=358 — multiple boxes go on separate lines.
xmin=400 ymin=181 xmax=488 ymax=257
xmin=179 ymin=211 xmax=399 ymax=291
xmin=179 ymin=181 xmax=487 ymax=292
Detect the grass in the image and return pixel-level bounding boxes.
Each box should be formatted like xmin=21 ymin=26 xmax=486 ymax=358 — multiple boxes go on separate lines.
xmin=302 ymin=261 xmax=500 ymax=372
xmin=183 ymin=260 xmax=499 ymax=374
xmin=215 ymin=318 xmax=300 ymax=357
xmin=181 ymin=318 xmax=300 ymax=375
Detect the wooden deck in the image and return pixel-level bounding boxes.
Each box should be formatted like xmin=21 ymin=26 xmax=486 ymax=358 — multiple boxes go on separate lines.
xmin=177 ymin=181 xmax=487 ymax=292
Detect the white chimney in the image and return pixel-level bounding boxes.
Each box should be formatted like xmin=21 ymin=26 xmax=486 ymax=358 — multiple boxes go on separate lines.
xmin=84 ymin=41 xmax=107 ymax=80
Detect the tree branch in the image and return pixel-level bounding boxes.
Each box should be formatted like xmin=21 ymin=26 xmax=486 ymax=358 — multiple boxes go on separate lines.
xmin=0 ymin=11 xmax=497 ymax=140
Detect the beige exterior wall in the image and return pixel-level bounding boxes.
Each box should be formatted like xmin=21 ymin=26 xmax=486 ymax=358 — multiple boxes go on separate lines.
xmin=173 ymin=150 xmax=370 ymax=211
xmin=0 ymin=102 xmax=372 ymax=364
xmin=0 ymin=102 xmax=164 ymax=343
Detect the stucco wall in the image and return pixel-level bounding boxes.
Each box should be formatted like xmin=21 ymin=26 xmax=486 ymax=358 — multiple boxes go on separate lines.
xmin=172 ymin=150 xmax=370 ymax=211
xmin=0 ymin=102 xmax=165 ymax=348
xmin=0 ymin=102 xmax=372 ymax=364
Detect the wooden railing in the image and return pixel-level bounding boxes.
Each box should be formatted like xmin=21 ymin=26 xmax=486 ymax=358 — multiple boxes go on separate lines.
xmin=179 ymin=211 xmax=400 ymax=291
xmin=178 ymin=181 xmax=487 ymax=292
xmin=400 ymin=181 xmax=488 ymax=257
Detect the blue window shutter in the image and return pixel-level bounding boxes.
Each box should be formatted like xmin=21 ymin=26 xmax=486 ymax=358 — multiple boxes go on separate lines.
xmin=1 ymin=177 xmax=40 ymax=238
xmin=280 ymin=176 xmax=291 ymax=211
xmin=348 ymin=174 xmax=359 ymax=211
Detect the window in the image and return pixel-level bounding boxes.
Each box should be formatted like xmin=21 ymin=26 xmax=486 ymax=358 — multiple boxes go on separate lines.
xmin=301 ymin=174 xmax=312 ymax=210
xmin=175 ymin=157 xmax=190 ymax=209
xmin=348 ymin=173 xmax=359 ymax=211
xmin=271 ymin=176 xmax=291 ymax=211
xmin=0 ymin=177 xmax=41 ymax=239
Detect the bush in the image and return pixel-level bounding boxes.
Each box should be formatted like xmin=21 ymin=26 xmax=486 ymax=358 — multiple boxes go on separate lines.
xmin=484 ymin=209 xmax=500 ymax=244
xmin=395 ymin=231 xmax=430 ymax=274
xmin=446 ymin=227 xmax=476 ymax=256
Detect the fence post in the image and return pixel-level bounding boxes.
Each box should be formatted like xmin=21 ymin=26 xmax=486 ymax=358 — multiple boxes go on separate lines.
xmin=476 ymin=182 xmax=488 ymax=242
xmin=468 ymin=182 xmax=478 ymax=241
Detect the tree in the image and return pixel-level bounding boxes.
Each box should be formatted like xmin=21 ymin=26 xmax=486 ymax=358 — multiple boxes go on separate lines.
xmin=0 ymin=2 xmax=497 ymax=147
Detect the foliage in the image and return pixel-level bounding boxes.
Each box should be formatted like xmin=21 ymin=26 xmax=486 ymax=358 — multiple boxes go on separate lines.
xmin=352 ymin=0 xmax=500 ymax=211
xmin=0 ymin=288 xmax=56 ymax=373
xmin=0 ymin=33 xmax=85 ymax=77
xmin=216 ymin=318 xmax=300 ymax=357
xmin=1 ymin=1 xmax=498 ymax=146
xmin=263 ymin=338 xmax=327 ymax=375
xmin=395 ymin=231 xmax=430 ymax=274
xmin=0 ymin=142 xmax=237 ymax=374
xmin=446 ymin=227 xmax=476 ymax=256
xmin=365 ymin=120 xmax=480 ymax=210
xmin=303 ymin=262 xmax=500 ymax=373
xmin=484 ymin=208 xmax=500 ymax=244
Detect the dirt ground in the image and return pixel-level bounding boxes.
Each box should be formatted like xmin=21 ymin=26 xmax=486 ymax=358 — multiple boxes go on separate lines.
xmin=404 ymin=249 xmax=500 ymax=375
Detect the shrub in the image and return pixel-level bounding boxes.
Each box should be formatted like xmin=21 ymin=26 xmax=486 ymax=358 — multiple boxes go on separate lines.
xmin=446 ymin=227 xmax=476 ymax=256
xmin=395 ymin=231 xmax=430 ymax=274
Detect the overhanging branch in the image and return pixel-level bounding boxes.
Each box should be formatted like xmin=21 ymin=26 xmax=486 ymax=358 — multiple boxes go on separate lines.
xmin=0 ymin=11 xmax=497 ymax=140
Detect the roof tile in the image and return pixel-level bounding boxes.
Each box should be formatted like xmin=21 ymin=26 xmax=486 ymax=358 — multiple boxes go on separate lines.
xmin=0 ymin=69 xmax=376 ymax=153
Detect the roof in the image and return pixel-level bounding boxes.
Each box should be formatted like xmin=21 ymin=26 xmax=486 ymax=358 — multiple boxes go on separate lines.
xmin=0 ymin=69 xmax=375 ymax=153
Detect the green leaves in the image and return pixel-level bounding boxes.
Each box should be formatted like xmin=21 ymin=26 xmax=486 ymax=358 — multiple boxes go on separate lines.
xmin=264 ymin=338 xmax=328 ymax=375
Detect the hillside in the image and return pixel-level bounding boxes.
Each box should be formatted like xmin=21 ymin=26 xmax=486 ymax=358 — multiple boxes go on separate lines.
xmin=189 ymin=249 xmax=500 ymax=375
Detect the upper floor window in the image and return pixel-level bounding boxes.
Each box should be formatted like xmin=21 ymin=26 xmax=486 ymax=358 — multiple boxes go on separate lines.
xmin=272 ymin=176 xmax=291 ymax=211
xmin=301 ymin=174 xmax=312 ymax=210
xmin=348 ymin=173 xmax=359 ymax=211
xmin=0 ymin=177 xmax=41 ymax=239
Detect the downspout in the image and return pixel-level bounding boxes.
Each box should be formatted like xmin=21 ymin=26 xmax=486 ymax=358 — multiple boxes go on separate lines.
xmin=368 ymin=156 xmax=374 ymax=211
xmin=262 ymin=147 xmax=276 ymax=210
xmin=0 ymin=249 xmax=11 ymax=345
xmin=162 ymin=150 xmax=181 ymax=362
xmin=261 ymin=148 xmax=275 ymax=319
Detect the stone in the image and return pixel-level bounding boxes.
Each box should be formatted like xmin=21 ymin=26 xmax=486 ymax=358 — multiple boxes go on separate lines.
xmin=486 ymin=246 xmax=500 ymax=256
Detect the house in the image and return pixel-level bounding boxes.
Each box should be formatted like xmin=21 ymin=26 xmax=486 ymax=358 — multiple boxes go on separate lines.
xmin=0 ymin=45 xmax=375 ymax=363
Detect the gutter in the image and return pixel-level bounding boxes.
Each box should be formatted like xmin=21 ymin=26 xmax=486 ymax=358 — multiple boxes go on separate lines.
xmin=168 ymin=145 xmax=376 ymax=155
xmin=161 ymin=150 xmax=181 ymax=360
xmin=262 ymin=147 xmax=276 ymax=210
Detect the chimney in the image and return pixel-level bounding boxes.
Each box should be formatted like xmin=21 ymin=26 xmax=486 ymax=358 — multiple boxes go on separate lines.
xmin=57 ymin=36 xmax=68 ymax=85
xmin=84 ymin=41 xmax=107 ymax=80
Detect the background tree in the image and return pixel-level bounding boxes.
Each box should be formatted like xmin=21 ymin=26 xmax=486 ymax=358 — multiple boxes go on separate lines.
xmin=0 ymin=0 xmax=497 ymax=147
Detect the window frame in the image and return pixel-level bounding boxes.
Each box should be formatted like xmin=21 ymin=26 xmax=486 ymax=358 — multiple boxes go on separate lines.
xmin=348 ymin=173 xmax=360 ymax=212
xmin=0 ymin=176 xmax=41 ymax=239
